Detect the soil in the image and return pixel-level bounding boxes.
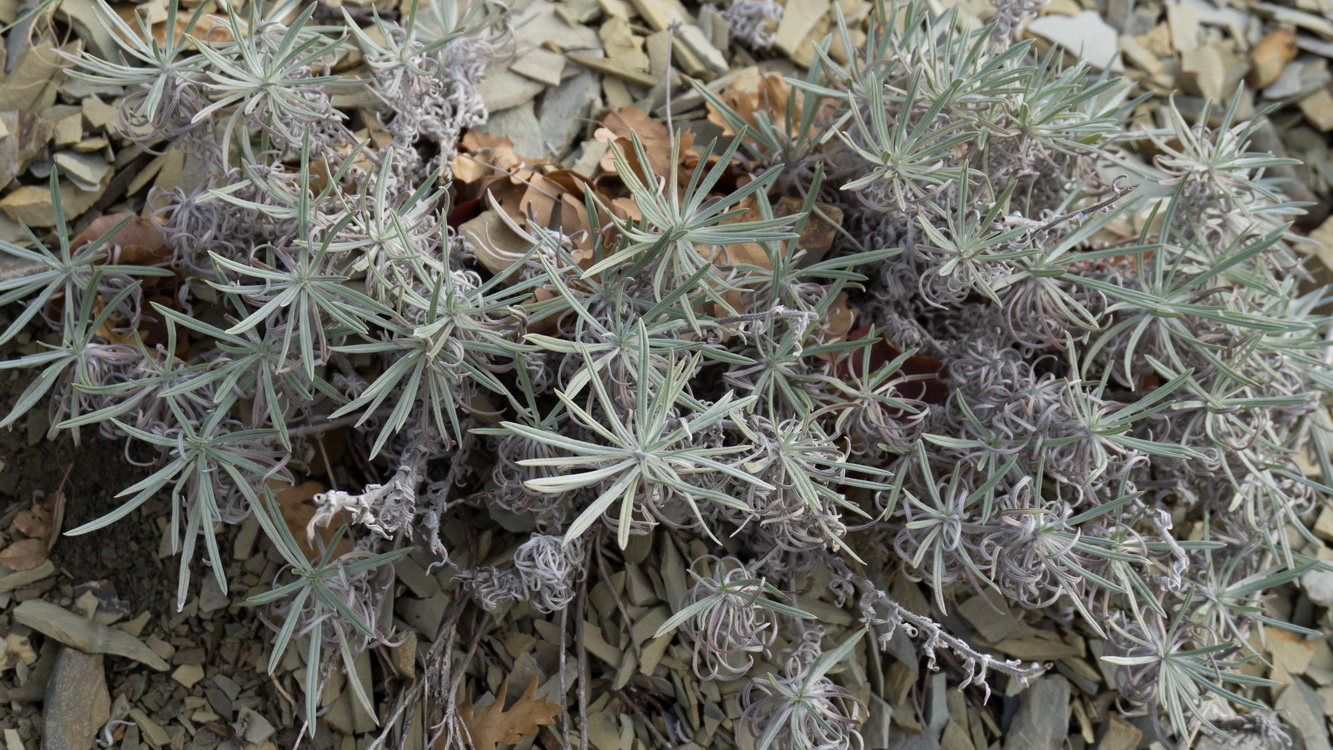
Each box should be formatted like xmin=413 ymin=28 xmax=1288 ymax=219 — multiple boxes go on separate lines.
xmin=0 ymin=326 xmax=295 ymax=750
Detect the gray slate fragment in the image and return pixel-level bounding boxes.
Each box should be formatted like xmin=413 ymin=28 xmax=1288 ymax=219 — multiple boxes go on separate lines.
xmin=0 ymin=560 xmax=55 ymax=593
xmin=1301 ymin=567 xmax=1333 ymax=608
xmin=1004 ymin=675 xmax=1070 ymax=750
xmin=198 ymin=576 xmax=230 ymax=614
xmin=43 ymin=647 xmax=111 ymax=750
xmin=897 ymin=672 xmax=949 ymax=750
xmin=14 ymin=599 xmax=169 ymax=671
xmin=476 ymin=100 xmax=548 ymax=161
xmin=539 ymin=64 xmax=601 ymax=159
xmin=958 ymin=594 xmax=1021 ymax=643
xmin=238 ymin=707 xmax=276 ymax=744
xmin=1276 ymin=679 xmax=1331 ymax=750
xmin=476 ymin=64 xmax=546 ymax=112
xmin=862 ymin=693 xmax=892 ymax=750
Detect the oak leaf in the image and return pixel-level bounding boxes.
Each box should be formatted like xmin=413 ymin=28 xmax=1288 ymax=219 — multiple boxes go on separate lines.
xmin=458 ymin=676 xmax=562 ymax=750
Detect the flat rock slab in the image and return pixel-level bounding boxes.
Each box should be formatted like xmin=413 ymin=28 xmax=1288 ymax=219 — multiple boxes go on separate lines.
xmin=1005 ymin=675 xmax=1070 ymax=750
xmin=43 ymin=647 xmax=110 ymax=750
xmin=1275 ymin=678 xmax=1331 ymax=750
xmin=14 ymin=599 xmax=169 ymax=671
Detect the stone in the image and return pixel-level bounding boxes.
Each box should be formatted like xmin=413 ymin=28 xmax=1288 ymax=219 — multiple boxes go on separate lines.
xmin=73 ymin=136 xmax=109 ymax=153
xmin=0 ymin=44 xmax=66 ymax=113
xmin=568 ymin=53 xmax=657 ymax=87
xmin=51 ymin=111 xmax=83 ymax=148
xmin=1166 ymin=1 xmax=1199 ymax=54
xmin=539 ymin=64 xmax=601 ymax=158
xmin=395 ymin=557 xmax=440 ymax=599
xmin=128 ymin=708 xmax=170 ymax=747
xmin=1268 ymin=629 xmax=1315 ymax=677
xmin=54 ymin=0 xmax=123 ymax=61
xmin=793 ymin=595 xmax=853 ymax=626
xmin=0 ymin=111 xmax=53 ymax=190
xmin=511 ymin=46 xmax=566 ymax=87
xmin=12 ymin=599 xmax=169 ymax=671
xmin=475 ymin=63 xmax=546 ymax=112
xmin=1026 ymin=11 xmax=1125 ymax=72
xmin=396 ymin=593 xmax=449 ymax=637
xmin=198 ymin=576 xmax=229 ymax=614
xmin=82 ymin=96 xmax=119 ymax=130
xmin=1180 ymin=0 xmax=1247 ymax=27
xmin=675 ymin=24 xmax=728 ymax=75
xmin=1301 ymin=87 xmax=1333 ymax=132
xmin=898 ymin=672 xmax=949 ymax=750
xmin=0 ymin=560 xmax=55 ymax=594
xmin=0 ymin=169 xmax=110 ymax=227
xmin=172 ymin=663 xmax=205 ymax=688
xmin=513 ymin=0 xmax=602 ymax=49
xmin=238 ymin=707 xmax=275 ymax=744
xmin=1098 ymin=715 xmax=1142 ymax=750
xmin=1314 ymin=507 xmax=1333 ymax=543
xmin=1307 ymin=637 xmax=1333 ymax=685
xmin=1181 ymin=44 xmax=1233 ymax=101
xmin=1250 ymin=28 xmax=1299 ymax=89
xmin=994 ymin=628 xmax=1083 ymax=660
xmin=1275 ymin=678 xmax=1331 ymax=750
xmin=43 ymin=648 xmax=110 ymax=750
xmin=959 ymin=594 xmax=1021 ymax=643
xmin=774 ymin=0 xmax=829 ymax=58
xmin=1004 ymin=675 xmax=1070 ymax=750
xmin=625 ymin=0 xmax=693 ymax=32
xmin=2 ymin=633 xmax=38 ymax=673
xmin=861 ymin=693 xmax=892 ymax=750
xmin=475 ymin=101 xmax=548 ymax=161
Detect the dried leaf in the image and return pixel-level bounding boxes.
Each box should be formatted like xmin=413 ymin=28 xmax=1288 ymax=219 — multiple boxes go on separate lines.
xmin=594 ymin=107 xmax=694 ymax=185
xmin=13 ymin=509 xmax=53 ymax=539
xmin=459 ymin=677 xmax=562 ymax=750
xmin=309 ymin=143 xmax=375 ymax=196
xmin=835 ymin=325 xmax=948 ymax=406
xmin=775 ymin=196 xmax=843 ymax=263
xmin=698 ymin=194 xmax=771 ymax=271
xmin=456 ymin=132 xmax=547 ymax=184
xmin=269 ymin=481 xmax=354 ymax=560
xmin=1250 ymin=28 xmax=1299 ymax=88
xmin=152 ymin=13 xmax=235 ymax=46
xmin=813 ymin=291 xmax=856 ymax=363
xmin=74 ymin=214 xmax=168 ymax=266
xmin=705 ymin=68 xmax=782 ymax=138
xmin=0 ymin=539 xmax=49 ymax=572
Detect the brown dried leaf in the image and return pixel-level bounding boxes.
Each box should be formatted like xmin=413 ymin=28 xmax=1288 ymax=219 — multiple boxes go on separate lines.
xmin=457 ymin=132 xmax=548 ymax=184
xmin=700 ymin=193 xmax=771 ymax=271
xmin=0 ymin=539 xmax=49 ymax=572
xmin=777 ymin=198 xmax=843 ymax=263
xmin=459 ymin=677 xmax=562 ymax=750
xmin=153 ymin=13 xmax=236 ymax=46
xmin=309 ymin=143 xmax=376 ymax=196
xmin=13 ymin=509 xmax=53 ymax=539
xmin=595 ymin=107 xmax=695 ymax=184
xmin=558 ymin=194 xmax=593 ymax=252
xmin=74 ymin=214 xmax=168 ymax=263
xmin=705 ymin=67 xmax=778 ymax=138
xmin=268 ymin=480 xmax=354 ymax=561
xmin=1250 ymin=28 xmax=1299 ymax=89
